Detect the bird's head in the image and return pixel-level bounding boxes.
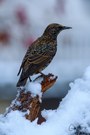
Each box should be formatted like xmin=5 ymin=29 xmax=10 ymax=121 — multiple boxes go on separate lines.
xmin=43 ymin=23 xmax=72 ymax=38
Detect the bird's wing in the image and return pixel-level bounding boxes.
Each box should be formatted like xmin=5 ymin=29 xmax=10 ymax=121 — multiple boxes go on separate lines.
xmin=18 ymin=43 xmax=54 ymax=75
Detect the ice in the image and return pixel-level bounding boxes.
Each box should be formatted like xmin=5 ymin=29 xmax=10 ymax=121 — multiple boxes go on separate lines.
xmin=0 ymin=66 xmax=90 ymax=135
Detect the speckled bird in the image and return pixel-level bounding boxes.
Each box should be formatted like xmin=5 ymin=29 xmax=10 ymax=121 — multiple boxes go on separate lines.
xmin=17 ymin=23 xmax=72 ymax=87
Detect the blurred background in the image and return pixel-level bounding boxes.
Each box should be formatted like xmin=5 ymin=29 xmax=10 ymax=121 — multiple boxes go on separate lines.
xmin=0 ymin=0 xmax=90 ymax=113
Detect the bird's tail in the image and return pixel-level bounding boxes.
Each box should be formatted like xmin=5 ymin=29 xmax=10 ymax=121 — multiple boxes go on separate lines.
xmin=16 ymin=72 xmax=28 ymax=87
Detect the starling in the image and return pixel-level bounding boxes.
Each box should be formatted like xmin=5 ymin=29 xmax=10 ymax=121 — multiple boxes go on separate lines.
xmin=17 ymin=23 xmax=72 ymax=87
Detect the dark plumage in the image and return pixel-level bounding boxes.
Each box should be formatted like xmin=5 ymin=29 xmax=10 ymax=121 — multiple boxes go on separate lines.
xmin=17 ymin=23 xmax=72 ymax=87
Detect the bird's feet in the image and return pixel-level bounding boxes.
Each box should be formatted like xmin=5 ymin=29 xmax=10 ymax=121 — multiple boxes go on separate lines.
xmin=39 ymin=72 xmax=48 ymax=82
xmin=29 ymin=77 xmax=32 ymax=82
xmin=39 ymin=72 xmax=47 ymax=77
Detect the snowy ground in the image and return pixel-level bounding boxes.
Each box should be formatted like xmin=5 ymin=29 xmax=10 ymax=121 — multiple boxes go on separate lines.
xmin=0 ymin=66 xmax=90 ymax=135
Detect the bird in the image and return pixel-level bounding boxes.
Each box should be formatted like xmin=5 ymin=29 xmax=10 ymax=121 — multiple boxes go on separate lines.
xmin=17 ymin=23 xmax=72 ymax=87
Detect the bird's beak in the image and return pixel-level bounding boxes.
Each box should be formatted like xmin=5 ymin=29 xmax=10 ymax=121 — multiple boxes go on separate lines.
xmin=63 ymin=26 xmax=72 ymax=30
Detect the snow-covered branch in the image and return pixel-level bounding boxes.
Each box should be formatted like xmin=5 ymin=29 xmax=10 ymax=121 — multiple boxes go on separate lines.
xmin=5 ymin=74 xmax=57 ymax=123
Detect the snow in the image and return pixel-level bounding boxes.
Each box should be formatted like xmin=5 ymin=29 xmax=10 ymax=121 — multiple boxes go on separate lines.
xmin=0 ymin=66 xmax=90 ymax=134
xmin=84 ymin=66 xmax=90 ymax=80
xmin=26 ymin=82 xmax=42 ymax=100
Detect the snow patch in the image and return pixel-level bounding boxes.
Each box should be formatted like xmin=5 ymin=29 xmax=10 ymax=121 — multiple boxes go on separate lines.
xmin=26 ymin=82 xmax=42 ymax=101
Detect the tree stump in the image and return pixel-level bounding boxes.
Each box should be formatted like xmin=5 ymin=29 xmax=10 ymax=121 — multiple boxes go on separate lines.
xmin=5 ymin=73 xmax=57 ymax=124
